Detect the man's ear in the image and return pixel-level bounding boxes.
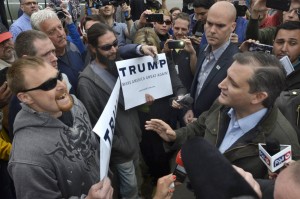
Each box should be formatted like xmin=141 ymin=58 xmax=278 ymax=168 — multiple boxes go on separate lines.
xmin=17 ymin=92 xmax=34 ymax=105
xmin=251 ymin=91 xmax=268 ymax=105
xmin=231 ymin=22 xmax=237 ymax=33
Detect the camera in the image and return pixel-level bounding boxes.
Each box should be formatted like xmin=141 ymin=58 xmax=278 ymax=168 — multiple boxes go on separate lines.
xmin=233 ymin=0 xmax=248 ymax=17
xmin=0 ymin=67 xmax=8 ymax=86
xmin=54 ymin=7 xmax=66 ymax=20
xmin=168 ymin=40 xmax=185 ymax=49
xmin=249 ymin=43 xmax=273 ymax=54
xmin=145 ymin=14 xmax=164 ymax=23
xmin=266 ymin=0 xmax=291 ymax=11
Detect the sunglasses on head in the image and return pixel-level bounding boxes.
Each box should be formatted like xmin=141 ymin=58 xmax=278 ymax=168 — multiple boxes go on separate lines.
xmin=97 ymin=39 xmax=118 ymax=51
xmin=21 ymin=72 xmax=63 ymax=92
xmin=157 ymin=20 xmax=172 ymax=25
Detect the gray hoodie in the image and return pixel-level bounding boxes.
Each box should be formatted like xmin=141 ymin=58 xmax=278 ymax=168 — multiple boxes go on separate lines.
xmin=8 ymin=96 xmax=100 ymax=199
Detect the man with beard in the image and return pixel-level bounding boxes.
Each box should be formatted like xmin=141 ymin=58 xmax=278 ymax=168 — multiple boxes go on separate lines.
xmin=9 ymin=30 xmax=73 ymax=135
xmin=31 ymin=9 xmax=85 ymax=92
xmin=7 ymin=56 xmax=113 ymax=198
xmin=77 ymin=23 xmax=157 ymax=199
xmin=9 ymin=0 xmax=39 ymax=41
xmin=0 ymin=22 xmax=14 ymax=199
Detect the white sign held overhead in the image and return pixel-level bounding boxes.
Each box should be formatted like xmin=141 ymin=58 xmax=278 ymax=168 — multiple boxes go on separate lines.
xmin=116 ymin=53 xmax=173 ymax=110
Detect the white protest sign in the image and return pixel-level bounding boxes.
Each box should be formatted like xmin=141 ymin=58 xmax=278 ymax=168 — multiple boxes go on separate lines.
xmin=93 ymin=78 xmax=120 ymax=180
xmin=116 ymin=53 xmax=173 ymax=110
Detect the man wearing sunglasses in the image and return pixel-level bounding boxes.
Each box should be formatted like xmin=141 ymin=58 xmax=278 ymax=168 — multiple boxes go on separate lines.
xmin=9 ymin=30 xmax=74 ymax=136
xmin=77 ymin=22 xmax=157 ymax=199
xmin=9 ymin=0 xmax=39 ymax=41
xmin=7 ymin=56 xmax=114 ymax=198
xmin=100 ymin=3 xmax=132 ymax=46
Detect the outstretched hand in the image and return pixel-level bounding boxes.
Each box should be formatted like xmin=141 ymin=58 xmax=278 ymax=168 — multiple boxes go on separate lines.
xmin=145 ymin=119 xmax=176 ymax=142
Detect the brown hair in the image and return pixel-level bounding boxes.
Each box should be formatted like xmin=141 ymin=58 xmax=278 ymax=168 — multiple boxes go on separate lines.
xmin=7 ymin=56 xmax=46 ymax=94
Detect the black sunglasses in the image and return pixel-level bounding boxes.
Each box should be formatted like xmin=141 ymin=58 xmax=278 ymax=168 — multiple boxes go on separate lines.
xmin=157 ymin=20 xmax=172 ymax=25
xmin=97 ymin=39 xmax=118 ymax=51
xmin=21 ymin=72 xmax=63 ymax=92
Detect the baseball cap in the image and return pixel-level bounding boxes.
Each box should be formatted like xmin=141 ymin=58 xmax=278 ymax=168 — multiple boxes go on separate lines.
xmin=0 ymin=23 xmax=12 ymax=43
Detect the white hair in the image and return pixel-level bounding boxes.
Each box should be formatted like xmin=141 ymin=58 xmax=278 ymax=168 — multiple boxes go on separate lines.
xmin=31 ymin=9 xmax=59 ymax=30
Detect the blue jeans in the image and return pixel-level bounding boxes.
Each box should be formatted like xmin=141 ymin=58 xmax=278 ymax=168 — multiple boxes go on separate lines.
xmin=115 ymin=160 xmax=139 ymax=199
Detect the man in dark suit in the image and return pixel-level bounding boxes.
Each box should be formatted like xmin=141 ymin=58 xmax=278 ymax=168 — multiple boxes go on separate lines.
xmin=184 ymin=1 xmax=239 ymax=124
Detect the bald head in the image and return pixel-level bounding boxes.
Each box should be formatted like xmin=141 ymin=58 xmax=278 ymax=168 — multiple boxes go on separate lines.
xmin=209 ymin=1 xmax=236 ymax=22
xmin=204 ymin=1 xmax=236 ymax=50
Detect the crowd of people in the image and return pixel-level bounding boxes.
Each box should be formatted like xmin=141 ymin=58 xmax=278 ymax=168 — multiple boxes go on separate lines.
xmin=0 ymin=0 xmax=300 ymax=198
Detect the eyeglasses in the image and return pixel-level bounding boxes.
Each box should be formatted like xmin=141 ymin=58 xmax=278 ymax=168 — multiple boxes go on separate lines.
xmin=21 ymin=72 xmax=63 ymax=92
xmin=22 ymin=1 xmax=38 ymax=6
xmin=157 ymin=20 xmax=172 ymax=25
xmin=97 ymin=39 xmax=118 ymax=51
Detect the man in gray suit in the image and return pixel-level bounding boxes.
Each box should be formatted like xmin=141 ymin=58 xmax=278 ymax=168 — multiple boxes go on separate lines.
xmin=184 ymin=1 xmax=239 ymax=124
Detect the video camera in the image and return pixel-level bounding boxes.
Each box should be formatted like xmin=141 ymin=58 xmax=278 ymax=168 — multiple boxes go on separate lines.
xmin=249 ymin=43 xmax=273 ymax=54
xmin=54 ymin=7 xmax=66 ymax=20
xmin=233 ymin=0 xmax=248 ymax=17
xmin=87 ymin=0 xmax=129 ymax=9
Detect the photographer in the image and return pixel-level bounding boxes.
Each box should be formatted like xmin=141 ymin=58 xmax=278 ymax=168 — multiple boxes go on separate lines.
xmin=52 ymin=7 xmax=86 ymax=54
xmin=48 ymin=0 xmax=81 ymax=23
xmin=246 ymin=0 xmax=300 ymax=45
xmin=130 ymin=0 xmax=167 ymax=21
xmin=99 ymin=2 xmax=132 ymax=46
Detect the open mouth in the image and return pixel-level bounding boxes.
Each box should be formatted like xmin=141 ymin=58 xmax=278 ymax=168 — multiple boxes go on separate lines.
xmin=56 ymin=92 xmax=67 ymax=100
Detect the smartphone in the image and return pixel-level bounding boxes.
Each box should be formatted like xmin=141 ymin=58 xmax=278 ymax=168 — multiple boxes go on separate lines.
xmin=145 ymin=14 xmax=164 ymax=23
xmin=194 ymin=31 xmax=203 ymax=38
xmin=249 ymin=43 xmax=273 ymax=54
xmin=168 ymin=40 xmax=185 ymax=49
xmin=266 ymin=0 xmax=291 ymax=11
xmin=0 ymin=67 xmax=8 ymax=86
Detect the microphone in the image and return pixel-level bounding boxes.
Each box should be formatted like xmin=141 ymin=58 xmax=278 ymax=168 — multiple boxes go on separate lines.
xmin=265 ymin=138 xmax=280 ymax=156
xmin=259 ymin=138 xmax=292 ymax=172
xmin=175 ymin=94 xmax=194 ymax=110
xmin=173 ymin=150 xmax=187 ymax=183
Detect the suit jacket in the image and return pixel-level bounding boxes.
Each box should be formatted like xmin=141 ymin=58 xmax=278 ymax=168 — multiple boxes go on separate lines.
xmin=190 ymin=43 xmax=239 ymax=117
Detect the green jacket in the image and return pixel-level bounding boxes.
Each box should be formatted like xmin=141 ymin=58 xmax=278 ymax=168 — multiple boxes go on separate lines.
xmin=169 ymin=101 xmax=300 ymax=178
xmin=246 ymin=18 xmax=276 ymax=46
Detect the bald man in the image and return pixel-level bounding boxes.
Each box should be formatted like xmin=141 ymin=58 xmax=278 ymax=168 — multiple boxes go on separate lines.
xmin=184 ymin=1 xmax=239 ymax=124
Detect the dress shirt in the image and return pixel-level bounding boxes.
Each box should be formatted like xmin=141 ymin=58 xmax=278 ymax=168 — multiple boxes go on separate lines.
xmin=196 ymin=41 xmax=230 ymax=97
xmin=219 ymin=107 xmax=268 ymax=153
xmin=9 ymin=13 xmax=32 ymax=41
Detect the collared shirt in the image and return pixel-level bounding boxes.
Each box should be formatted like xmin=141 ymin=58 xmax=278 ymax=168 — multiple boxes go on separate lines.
xmin=112 ymin=22 xmax=128 ymax=47
xmin=196 ymin=41 xmax=230 ymax=97
xmin=219 ymin=107 xmax=268 ymax=153
xmin=9 ymin=13 xmax=32 ymax=41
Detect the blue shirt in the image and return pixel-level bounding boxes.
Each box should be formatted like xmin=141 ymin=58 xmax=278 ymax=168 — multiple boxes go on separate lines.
xmin=196 ymin=41 xmax=230 ymax=97
xmin=9 ymin=13 xmax=32 ymax=41
xmin=219 ymin=108 xmax=268 ymax=153
xmin=113 ymin=22 xmax=128 ymax=47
